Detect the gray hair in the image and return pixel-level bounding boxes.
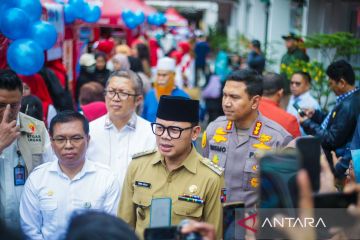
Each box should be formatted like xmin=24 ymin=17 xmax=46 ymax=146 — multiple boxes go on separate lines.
xmin=106 ymin=70 xmax=143 ymax=96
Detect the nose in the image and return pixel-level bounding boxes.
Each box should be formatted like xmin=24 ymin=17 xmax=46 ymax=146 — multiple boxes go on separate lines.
xmin=223 ymin=97 xmax=231 ymax=107
xmin=160 ymin=129 xmax=172 ymax=140
xmin=64 ymin=140 xmax=75 ymax=149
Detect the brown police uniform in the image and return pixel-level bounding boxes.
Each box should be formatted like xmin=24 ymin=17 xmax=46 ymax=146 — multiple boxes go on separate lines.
xmin=118 ymin=146 xmax=223 ymax=239
xmin=202 ymin=113 xmax=293 ymax=207
xmin=18 ymin=112 xmax=52 ymax=173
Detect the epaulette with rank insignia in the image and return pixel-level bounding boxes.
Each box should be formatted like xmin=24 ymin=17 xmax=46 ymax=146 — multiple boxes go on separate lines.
xmin=200 ymin=158 xmax=224 ymax=176
xmin=132 ymin=149 xmax=157 ymax=159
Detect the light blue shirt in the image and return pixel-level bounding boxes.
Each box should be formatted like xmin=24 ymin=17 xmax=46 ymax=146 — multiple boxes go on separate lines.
xmin=287 ymin=91 xmax=321 ymax=135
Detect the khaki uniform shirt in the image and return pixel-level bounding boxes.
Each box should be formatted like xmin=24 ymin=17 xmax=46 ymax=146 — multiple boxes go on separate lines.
xmin=18 ymin=112 xmax=53 ymax=173
xmin=118 ymin=147 xmax=223 ymax=239
xmin=202 ymin=113 xmax=293 ymax=207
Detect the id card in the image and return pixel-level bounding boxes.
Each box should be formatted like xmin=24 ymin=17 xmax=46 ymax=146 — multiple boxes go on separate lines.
xmin=14 ymin=165 xmax=26 ymax=186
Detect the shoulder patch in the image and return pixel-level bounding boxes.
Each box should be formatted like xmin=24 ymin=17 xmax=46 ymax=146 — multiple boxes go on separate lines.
xmin=132 ymin=149 xmax=157 ymax=159
xmin=200 ymin=158 xmax=224 ymax=176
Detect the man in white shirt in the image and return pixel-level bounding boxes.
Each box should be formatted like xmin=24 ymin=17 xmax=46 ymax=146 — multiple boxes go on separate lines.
xmin=286 ymin=71 xmax=320 ymax=134
xmin=87 ymin=70 xmax=156 ymax=189
xmin=20 ymin=111 xmax=120 ymax=240
xmin=0 ymin=70 xmax=52 ymax=229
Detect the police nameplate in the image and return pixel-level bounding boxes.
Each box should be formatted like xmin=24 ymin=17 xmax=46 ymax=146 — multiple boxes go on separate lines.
xmin=135 ymin=181 xmax=151 ymax=188
xmin=210 ymin=144 xmax=226 ymax=153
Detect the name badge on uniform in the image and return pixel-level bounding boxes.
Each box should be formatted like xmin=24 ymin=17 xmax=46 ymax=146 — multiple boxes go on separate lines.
xmin=14 ymin=150 xmax=25 ymax=186
xmin=135 ymin=181 xmax=151 ymax=188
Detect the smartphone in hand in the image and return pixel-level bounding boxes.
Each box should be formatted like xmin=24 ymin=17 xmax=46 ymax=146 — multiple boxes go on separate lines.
xmin=293 ymin=102 xmax=306 ymax=117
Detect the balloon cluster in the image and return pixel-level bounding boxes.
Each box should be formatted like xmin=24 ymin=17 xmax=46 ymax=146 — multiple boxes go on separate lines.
xmin=0 ymin=0 xmax=58 ymax=75
xmin=64 ymin=0 xmax=101 ymax=24
xmin=147 ymin=13 xmax=167 ymax=26
xmin=121 ymin=9 xmax=145 ymax=30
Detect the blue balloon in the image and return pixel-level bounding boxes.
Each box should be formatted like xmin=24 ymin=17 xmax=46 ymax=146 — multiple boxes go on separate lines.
xmin=0 ymin=0 xmax=14 ymax=14
xmin=121 ymin=9 xmax=134 ymax=20
xmin=0 ymin=8 xmax=31 ymax=40
xmin=13 ymin=0 xmax=42 ymax=22
xmin=83 ymin=4 xmax=101 ymax=23
xmin=124 ymin=17 xmax=137 ymax=30
xmin=147 ymin=14 xmax=156 ymax=25
xmin=7 ymin=39 xmax=44 ymax=76
xmin=69 ymin=0 xmax=86 ymax=19
xmin=134 ymin=11 xmax=145 ymax=25
xmin=30 ymin=21 xmax=58 ymax=50
xmin=64 ymin=4 xmax=76 ymax=24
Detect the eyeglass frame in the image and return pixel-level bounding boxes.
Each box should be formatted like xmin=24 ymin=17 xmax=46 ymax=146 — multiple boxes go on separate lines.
xmin=104 ymin=89 xmax=139 ymax=100
xmin=290 ymin=81 xmax=302 ymax=87
xmin=151 ymin=122 xmax=194 ymax=139
xmin=51 ymin=135 xmax=86 ymax=146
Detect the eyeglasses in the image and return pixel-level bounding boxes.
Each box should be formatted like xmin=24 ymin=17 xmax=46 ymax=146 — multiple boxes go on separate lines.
xmin=151 ymin=123 xmax=193 ymax=139
xmin=104 ymin=90 xmax=138 ymax=100
xmin=51 ymin=135 xmax=85 ymax=146
xmin=290 ymin=81 xmax=302 ymax=86
xmin=0 ymin=102 xmax=21 ymax=110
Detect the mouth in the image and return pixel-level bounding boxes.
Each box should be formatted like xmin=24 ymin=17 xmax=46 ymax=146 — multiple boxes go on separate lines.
xmin=62 ymin=153 xmax=76 ymax=158
xmin=110 ymin=105 xmax=122 ymax=110
xmin=159 ymin=143 xmax=173 ymax=152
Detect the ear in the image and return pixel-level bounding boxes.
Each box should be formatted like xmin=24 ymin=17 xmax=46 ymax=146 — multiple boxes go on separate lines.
xmin=191 ymin=125 xmax=201 ymax=141
xmin=251 ymin=95 xmax=261 ymax=110
xmin=339 ymin=78 xmax=347 ymax=88
xmin=134 ymin=94 xmax=143 ymax=107
xmin=278 ymin=89 xmax=284 ymax=98
xmin=86 ymin=134 xmax=90 ymax=144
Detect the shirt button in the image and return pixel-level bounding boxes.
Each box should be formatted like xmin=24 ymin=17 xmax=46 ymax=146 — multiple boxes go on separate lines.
xmin=167 ymin=178 xmax=172 ymax=183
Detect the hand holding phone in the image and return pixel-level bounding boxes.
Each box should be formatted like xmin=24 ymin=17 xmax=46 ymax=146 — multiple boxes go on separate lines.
xmin=293 ymin=102 xmax=306 ymax=117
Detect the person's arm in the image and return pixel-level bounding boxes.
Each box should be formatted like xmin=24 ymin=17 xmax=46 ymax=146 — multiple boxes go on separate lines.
xmin=203 ymin=176 xmax=223 ymax=240
xmin=19 ymin=178 xmax=43 ymax=240
xmin=103 ymin=175 xmax=121 ymax=215
xmin=301 ymin=103 xmax=356 ymax=150
xmin=118 ymin=161 xmax=136 ymax=228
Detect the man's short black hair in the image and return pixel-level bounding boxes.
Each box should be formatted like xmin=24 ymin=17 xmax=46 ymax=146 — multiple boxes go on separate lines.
xmin=65 ymin=211 xmax=139 ymax=240
xmin=251 ymin=39 xmax=261 ymax=49
xmin=49 ymin=110 xmax=89 ymax=136
xmin=225 ymin=69 xmax=263 ymax=97
xmin=262 ymin=72 xmax=284 ymax=96
xmin=0 ymin=69 xmax=23 ymax=93
xmin=293 ymin=71 xmax=312 ymax=84
xmin=326 ymin=60 xmax=355 ymax=85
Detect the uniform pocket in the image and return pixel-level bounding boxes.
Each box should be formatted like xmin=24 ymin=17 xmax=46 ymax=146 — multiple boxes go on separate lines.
xmin=132 ymin=190 xmax=152 ymax=229
xmin=39 ymin=199 xmax=57 ymax=229
xmin=242 ymin=160 xmax=259 ymax=191
xmin=173 ymin=200 xmax=203 ymax=219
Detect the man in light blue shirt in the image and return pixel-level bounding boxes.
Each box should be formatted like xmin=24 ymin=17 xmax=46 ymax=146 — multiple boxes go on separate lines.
xmin=286 ymin=71 xmax=320 ymax=134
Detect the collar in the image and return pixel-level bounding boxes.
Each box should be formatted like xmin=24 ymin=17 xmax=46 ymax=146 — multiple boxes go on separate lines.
xmin=151 ymin=145 xmax=198 ymax=174
xmin=261 ymin=97 xmax=279 ymax=107
xmin=104 ymin=113 xmax=138 ymax=130
xmin=336 ymin=87 xmax=359 ymax=104
xmin=293 ymin=91 xmax=311 ymax=102
xmin=49 ymin=159 xmax=96 ymax=179
xmin=250 ymin=112 xmax=265 ymax=138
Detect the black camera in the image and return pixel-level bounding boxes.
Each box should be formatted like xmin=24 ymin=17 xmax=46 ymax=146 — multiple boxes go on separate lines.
xmin=144 ymin=220 xmax=202 ymax=240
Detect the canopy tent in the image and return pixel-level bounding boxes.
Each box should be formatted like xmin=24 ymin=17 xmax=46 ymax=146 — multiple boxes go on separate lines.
xmin=98 ymin=0 xmax=156 ymax=27
xmin=165 ymin=8 xmax=188 ymax=27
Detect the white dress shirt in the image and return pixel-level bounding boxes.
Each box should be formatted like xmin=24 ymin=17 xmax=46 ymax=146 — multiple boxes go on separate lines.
xmin=87 ymin=113 xmax=156 ymax=189
xmin=19 ymin=160 xmax=120 ymax=240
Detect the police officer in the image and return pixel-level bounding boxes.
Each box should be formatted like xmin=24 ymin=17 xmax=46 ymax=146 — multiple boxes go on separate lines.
xmin=119 ymin=96 xmax=223 ymax=239
xmin=202 ymin=69 xmax=293 ymax=207
xmin=0 ymin=69 xmax=52 ymax=227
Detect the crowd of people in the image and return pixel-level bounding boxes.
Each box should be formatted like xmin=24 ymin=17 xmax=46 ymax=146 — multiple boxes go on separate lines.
xmin=0 ymin=27 xmax=360 ymax=240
